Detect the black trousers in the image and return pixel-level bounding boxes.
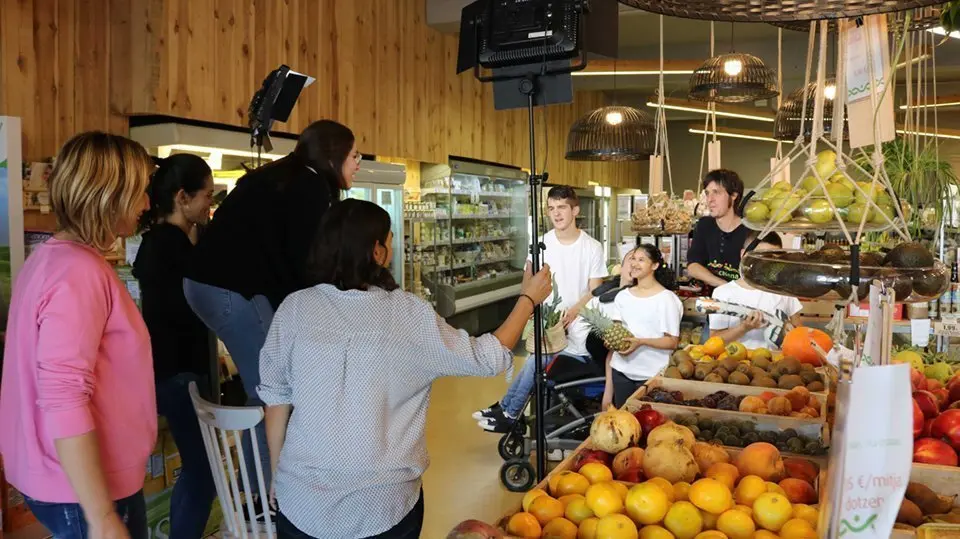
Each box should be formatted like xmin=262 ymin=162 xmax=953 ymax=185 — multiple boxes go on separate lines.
xmin=277 ymin=489 xmax=424 ymax=539
xmin=612 ymin=369 xmax=647 ymax=408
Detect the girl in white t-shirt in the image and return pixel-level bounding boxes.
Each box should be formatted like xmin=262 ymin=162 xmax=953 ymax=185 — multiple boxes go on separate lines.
xmin=602 ymin=244 xmax=684 ymax=408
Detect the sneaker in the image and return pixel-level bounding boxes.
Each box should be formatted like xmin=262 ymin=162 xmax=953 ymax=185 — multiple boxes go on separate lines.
xmin=472 ymin=402 xmax=502 ymax=421
xmin=478 ymin=408 xmax=516 ymax=433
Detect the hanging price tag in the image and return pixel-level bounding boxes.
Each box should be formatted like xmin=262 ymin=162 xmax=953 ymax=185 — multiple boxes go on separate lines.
xmin=934 ymin=319 xmax=960 ymax=337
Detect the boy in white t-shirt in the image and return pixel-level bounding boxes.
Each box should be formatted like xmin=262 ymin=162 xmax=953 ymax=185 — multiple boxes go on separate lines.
xmin=709 ymin=233 xmax=803 ymax=350
xmin=474 ymin=186 xmax=608 ymax=433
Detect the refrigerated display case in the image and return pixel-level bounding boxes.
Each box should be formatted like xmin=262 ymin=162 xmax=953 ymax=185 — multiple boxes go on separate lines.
xmin=346 ymin=160 xmax=406 ymax=288
xmin=419 ymin=160 xmax=529 ymax=331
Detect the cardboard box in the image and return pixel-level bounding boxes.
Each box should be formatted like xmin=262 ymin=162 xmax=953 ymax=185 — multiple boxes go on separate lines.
xmin=848 ymin=302 xmax=904 ymax=320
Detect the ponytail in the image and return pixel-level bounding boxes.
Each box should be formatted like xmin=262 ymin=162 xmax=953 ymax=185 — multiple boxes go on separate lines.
xmin=138 ymin=153 xmax=212 ymax=232
xmin=636 ymin=243 xmax=676 ymax=291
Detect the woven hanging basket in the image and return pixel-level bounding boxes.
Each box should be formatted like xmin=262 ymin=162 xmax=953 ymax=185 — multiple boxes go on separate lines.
xmin=616 ymin=1 xmax=944 ymax=22
xmin=565 ymin=106 xmax=656 ymax=161
xmin=770 ymin=5 xmax=943 ymax=32
xmin=688 ymin=53 xmax=779 ymax=104
xmin=774 ymin=79 xmax=849 ymax=142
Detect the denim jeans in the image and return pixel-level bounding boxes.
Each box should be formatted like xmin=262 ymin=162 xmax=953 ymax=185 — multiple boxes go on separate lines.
xmin=183 ymin=279 xmax=274 ymax=490
xmin=24 ymin=490 xmax=147 ymax=539
xmin=500 ymin=353 xmax=590 ymax=417
xmin=156 ymin=372 xmax=216 ymax=539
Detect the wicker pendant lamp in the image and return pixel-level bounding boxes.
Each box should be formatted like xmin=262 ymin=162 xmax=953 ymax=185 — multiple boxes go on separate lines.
xmin=688 ymin=52 xmax=780 ymax=103
xmin=774 ymin=79 xmax=849 ymax=142
xmin=565 ymin=105 xmax=656 ymax=161
xmin=614 ymin=1 xmax=943 ymax=23
xmin=770 ymin=5 xmax=943 ymax=32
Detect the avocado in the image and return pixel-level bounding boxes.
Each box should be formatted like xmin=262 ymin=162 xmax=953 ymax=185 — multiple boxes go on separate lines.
xmin=883 ymin=242 xmax=935 ymax=268
xmin=778 ymin=265 xmax=834 ymax=299
xmin=728 ymin=371 xmax=750 ymax=385
xmin=750 ymin=260 xmax=787 ymax=288
xmin=778 ymin=374 xmax=804 ymax=390
xmin=816 ymin=244 xmax=848 ymax=263
xmin=781 ymin=251 xmax=809 ymax=262
xmin=878 ymin=268 xmax=914 ymax=301
xmin=664 ymin=366 xmax=684 ymax=379
xmin=913 ymin=269 xmax=948 ymax=298
xmin=860 ymin=251 xmax=886 ymax=267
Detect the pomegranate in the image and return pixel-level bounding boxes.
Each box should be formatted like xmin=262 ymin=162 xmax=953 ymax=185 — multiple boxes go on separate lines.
xmin=575 ymin=449 xmax=613 ymax=471
xmin=911 ymin=368 xmax=928 ymax=391
xmin=914 ymin=391 xmax=940 ymax=419
xmin=616 ymin=467 xmax=645 ymax=483
xmin=913 ymin=400 xmax=924 ymax=439
xmin=914 ymin=437 xmax=959 ymax=466
xmin=446 ymin=520 xmax=505 ymax=539
xmin=634 ymin=408 xmax=667 ymax=442
xmin=931 ymin=409 xmax=960 ymax=452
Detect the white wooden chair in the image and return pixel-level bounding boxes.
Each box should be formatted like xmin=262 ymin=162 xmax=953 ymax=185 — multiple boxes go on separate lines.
xmin=189 ymin=382 xmax=275 ymax=539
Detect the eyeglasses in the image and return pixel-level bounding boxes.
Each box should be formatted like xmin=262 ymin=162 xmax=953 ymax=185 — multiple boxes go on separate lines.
xmin=353 ymin=153 xmax=363 ymax=165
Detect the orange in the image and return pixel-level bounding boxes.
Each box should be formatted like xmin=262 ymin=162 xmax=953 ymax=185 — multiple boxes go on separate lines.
xmin=790 ymin=505 xmax=818 ymax=528
xmin=530 ymin=495 xmax=566 ymax=526
xmin=735 ymin=476 xmax=766 ymax=507
xmin=717 ymin=509 xmax=756 ymax=539
xmin=507 ymin=512 xmax=543 ymax=538
xmin=552 ymin=472 xmax=579 ymax=496
xmin=753 ymin=531 xmax=779 ymax=539
xmin=753 ymin=493 xmax=793 ymax=532
xmin=705 ymin=463 xmax=740 ymax=491
xmin=580 ymin=463 xmax=615 ymax=485
xmin=585 ymin=482 xmax=624 ymax=518
xmin=765 ymin=483 xmax=786 ymax=496
xmin=579 ymin=517 xmax=601 ymax=539
xmin=542 ymin=517 xmax=580 ymax=539
xmin=640 ymin=525 xmax=677 ymax=539
xmin=625 ymin=483 xmax=670 ymax=525
xmin=646 ymin=477 xmax=677 ymax=503
xmin=558 ymin=472 xmax=592 ymax=496
xmin=701 ymin=510 xmax=719 ymax=531
xmin=566 ymin=497 xmax=596 ymax=525
xmin=703 ymin=336 xmax=725 ymax=357
xmin=689 ymin=478 xmax=734 ymax=515
xmin=523 ymin=488 xmax=548 ymax=512
xmin=674 ymin=482 xmax=692 ymax=502
xmin=596 ymin=514 xmax=639 ymax=539
xmin=607 ymin=481 xmax=630 ymax=501
xmin=664 ymin=501 xmax=704 ymax=539
xmin=778 ymin=519 xmax=816 ymax=539
xmin=733 ymin=505 xmax=753 ymax=517
xmin=696 ymin=532 xmax=729 ymax=539
xmin=560 ymin=494 xmax=587 ymax=509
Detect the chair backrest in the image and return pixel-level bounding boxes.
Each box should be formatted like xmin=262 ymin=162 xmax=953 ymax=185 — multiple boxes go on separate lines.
xmin=188 ymin=381 xmax=275 ymax=539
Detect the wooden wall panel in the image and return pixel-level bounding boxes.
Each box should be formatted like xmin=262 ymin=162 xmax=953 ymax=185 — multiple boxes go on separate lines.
xmin=0 ymin=0 xmax=645 ymax=189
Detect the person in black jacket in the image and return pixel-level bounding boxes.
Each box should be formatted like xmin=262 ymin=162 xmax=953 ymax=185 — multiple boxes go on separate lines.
xmin=132 ymin=154 xmax=216 ymax=539
xmin=183 ymin=119 xmax=359 ymax=493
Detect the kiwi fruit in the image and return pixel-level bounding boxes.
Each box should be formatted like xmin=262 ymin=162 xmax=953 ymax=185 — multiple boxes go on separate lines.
xmin=751 ymin=356 xmax=772 ymax=370
xmin=677 ymin=360 xmax=696 ymax=379
xmin=751 ymin=367 xmax=769 ymax=380
xmin=800 ymin=362 xmax=815 ymax=372
xmin=779 ymin=357 xmax=802 ymax=375
xmin=800 ymin=370 xmax=821 ymax=384
xmin=751 ymin=376 xmax=778 ymax=388
xmin=721 ymin=357 xmax=741 ymax=373
xmin=673 ymin=350 xmax=694 ymax=364
xmin=695 ymin=363 xmax=714 ymax=381
xmin=807 ymin=380 xmax=826 ymax=392
xmin=728 ymin=371 xmax=751 ymax=385
xmin=735 ymin=363 xmax=753 ymax=377
xmin=705 ymin=373 xmax=725 ymax=384
xmin=664 ymin=366 xmax=684 ymax=379
xmin=778 ymin=374 xmax=804 ymax=390
xmin=714 ymin=367 xmax=731 ymax=382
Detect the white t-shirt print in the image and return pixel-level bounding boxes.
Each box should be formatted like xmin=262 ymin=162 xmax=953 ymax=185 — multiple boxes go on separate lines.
xmin=708 ymin=280 xmax=803 ymax=350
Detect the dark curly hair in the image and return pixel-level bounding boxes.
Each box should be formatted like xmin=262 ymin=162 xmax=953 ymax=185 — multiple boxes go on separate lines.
xmin=306 ymin=198 xmax=398 ymax=292
xmin=702 ymin=168 xmax=745 ymax=217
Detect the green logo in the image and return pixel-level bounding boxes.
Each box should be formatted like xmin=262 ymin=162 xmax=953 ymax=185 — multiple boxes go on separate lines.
xmin=839 ymin=514 xmax=879 ymax=536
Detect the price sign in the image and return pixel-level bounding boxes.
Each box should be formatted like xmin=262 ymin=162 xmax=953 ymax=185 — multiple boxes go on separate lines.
xmin=836 ymin=364 xmax=912 ymax=539
xmin=934 ymin=320 xmax=960 ymax=338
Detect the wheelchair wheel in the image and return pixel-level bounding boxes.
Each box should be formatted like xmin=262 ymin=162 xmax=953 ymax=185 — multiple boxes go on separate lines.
xmin=498 ymin=431 xmax=525 ymax=461
xmin=500 ymin=459 xmax=536 ymax=492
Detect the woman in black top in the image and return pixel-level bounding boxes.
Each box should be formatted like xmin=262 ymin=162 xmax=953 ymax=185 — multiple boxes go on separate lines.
xmin=132 ymin=154 xmax=216 ymax=539
xmin=183 ymin=119 xmax=360 ymax=491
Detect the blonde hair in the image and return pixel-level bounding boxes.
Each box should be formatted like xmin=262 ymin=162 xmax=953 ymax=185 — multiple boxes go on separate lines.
xmin=49 ymin=132 xmax=153 ymax=252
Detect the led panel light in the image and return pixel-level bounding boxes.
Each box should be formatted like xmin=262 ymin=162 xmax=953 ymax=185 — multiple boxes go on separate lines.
xmin=689 ymin=126 xmax=793 ymax=144
xmin=897 ymin=128 xmax=960 ymax=140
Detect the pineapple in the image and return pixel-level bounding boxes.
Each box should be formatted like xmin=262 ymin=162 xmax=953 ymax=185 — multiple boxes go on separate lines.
xmin=581 ymin=306 xmax=634 ymax=353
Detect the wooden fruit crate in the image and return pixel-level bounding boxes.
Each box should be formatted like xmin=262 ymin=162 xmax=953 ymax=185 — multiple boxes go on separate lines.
xmin=630 ymin=377 xmax=828 ymax=421
xmin=889 ymin=464 xmax=960 ymax=539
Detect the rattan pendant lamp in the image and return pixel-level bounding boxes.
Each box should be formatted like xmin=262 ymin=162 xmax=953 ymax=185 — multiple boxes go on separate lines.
xmin=614 ymin=1 xmax=943 ymax=22
xmin=688 ymin=23 xmax=779 ymax=103
xmin=566 ymin=59 xmax=655 ymax=161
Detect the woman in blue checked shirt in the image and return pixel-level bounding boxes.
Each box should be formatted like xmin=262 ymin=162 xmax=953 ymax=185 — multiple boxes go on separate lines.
xmin=257 ymin=199 xmax=553 ymax=539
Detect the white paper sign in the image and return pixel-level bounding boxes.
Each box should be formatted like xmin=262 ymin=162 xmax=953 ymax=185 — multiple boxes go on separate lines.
xmin=844 ymin=20 xmax=886 ymax=104
xmin=837 ymin=364 xmax=912 ymax=539
xmin=911 ymin=318 xmax=931 ymax=347
xmin=861 ymin=283 xmax=883 ymax=366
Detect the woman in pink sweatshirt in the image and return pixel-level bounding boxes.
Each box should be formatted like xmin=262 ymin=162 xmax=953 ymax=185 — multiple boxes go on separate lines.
xmin=0 ymin=132 xmax=157 ymax=539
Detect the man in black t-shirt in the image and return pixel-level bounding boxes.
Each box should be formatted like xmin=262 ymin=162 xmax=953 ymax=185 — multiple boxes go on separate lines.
xmin=687 ymin=169 xmax=749 ymax=286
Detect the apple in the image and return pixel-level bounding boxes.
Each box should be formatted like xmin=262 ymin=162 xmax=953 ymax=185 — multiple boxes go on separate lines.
xmin=931 ymin=409 xmax=960 ymax=452
xmin=922 ymin=418 xmax=935 ymax=438
xmin=933 ymin=389 xmax=950 ymax=410
xmin=948 ymin=380 xmax=960 ymax=404
xmin=914 ymin=437 xmax=959 ymax=466
xmin=634 ymin=408 xmax=668 ymax=442
xmin=914 ymin=391 xmax=940 ymax=419
xmin=929 ymin=379 xmax=945 ymax=391
xmin=911 ymin=369 xmax=929 ymax=392
xmin=913 ymin=400 xmax=924 ymax=439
